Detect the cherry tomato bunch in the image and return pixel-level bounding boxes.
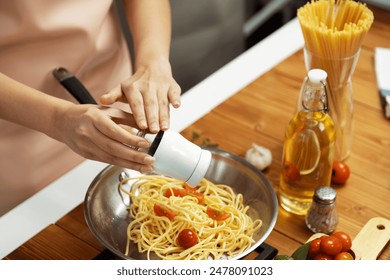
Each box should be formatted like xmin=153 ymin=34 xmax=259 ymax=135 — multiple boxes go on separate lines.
xmin=308 ymin=231 xmax=353 ymax=260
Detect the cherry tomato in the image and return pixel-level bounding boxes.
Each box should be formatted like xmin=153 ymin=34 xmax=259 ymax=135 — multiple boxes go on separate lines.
xmin=282 ymin=161 xmax=301 ymax=182
xmin=187 ymin=191 xmax=204 ymax=204
xmin=308 ymin=237 xmax=322 ymax=258
xmin=183 ymin=182 xmax=196 ymax=190
xmin=165 ymin=188 xmax=187 ymax=198
xmin=165 ymin=186 xmax=204 ymax=204
xmin=153 ymin=203 xmax=176 ymax=220
xmin=314 ymin=253 xmax=333 ymax=260
xmin=331 ymin=231 xmax=352 ymax=252
xmin=331 ymin=161 xmax=350 ymax=184
xmin=206 ymin=207 xmax=230 ymax=221
xmin=320 ymin=236 xmax=343 ymax=256
xmin=177 ymin=228 xmax=198 ymax=249
xmin=334 ymin=251 xmax=354 ymax=260
xmin=183 ymin=183 xmax=204 ymax=204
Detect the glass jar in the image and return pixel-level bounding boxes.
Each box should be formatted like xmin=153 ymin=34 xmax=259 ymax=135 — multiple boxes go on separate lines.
xmin=304 ymin=48 xmax=360 ymax=161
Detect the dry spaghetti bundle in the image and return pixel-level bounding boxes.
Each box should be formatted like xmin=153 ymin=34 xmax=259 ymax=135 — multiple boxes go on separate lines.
xmin=119 ymin=175 xmax=262 ymax=260
xmin=298 ymin=0 xmax=373 ymax=58
xmin=298 ymin=0 xmax=373 ymax=92
xmin=297 ymin=0 xmax=374 ymax=160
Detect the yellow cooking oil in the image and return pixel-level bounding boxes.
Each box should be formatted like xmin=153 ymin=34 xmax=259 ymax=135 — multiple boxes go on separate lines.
xmin=279 ymin=69 xmax=335 ymax=215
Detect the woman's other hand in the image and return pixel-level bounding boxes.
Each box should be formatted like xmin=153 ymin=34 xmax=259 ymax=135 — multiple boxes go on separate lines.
xmin=100 ymin=58 xmax=181 ymax=133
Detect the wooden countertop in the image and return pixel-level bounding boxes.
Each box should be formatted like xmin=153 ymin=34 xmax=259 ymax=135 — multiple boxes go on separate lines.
xmin=4 ymin=5 xmax=390 ymax=260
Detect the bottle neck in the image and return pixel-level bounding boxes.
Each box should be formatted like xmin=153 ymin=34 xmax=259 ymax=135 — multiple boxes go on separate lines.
xmin=300 ymin=79 xmax=328 ymax=113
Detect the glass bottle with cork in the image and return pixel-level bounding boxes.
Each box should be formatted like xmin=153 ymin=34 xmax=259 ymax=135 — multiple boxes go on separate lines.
xmin=279 ymin=69 xmax=335 ymax=215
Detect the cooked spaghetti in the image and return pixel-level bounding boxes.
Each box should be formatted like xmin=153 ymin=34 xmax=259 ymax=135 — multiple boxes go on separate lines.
xmin=119 ymin=175 xmax=262 ymax=260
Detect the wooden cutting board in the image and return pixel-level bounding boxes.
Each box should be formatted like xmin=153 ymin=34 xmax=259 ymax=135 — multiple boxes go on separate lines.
xmin=351 ymin=217 xmax=390 ymax=260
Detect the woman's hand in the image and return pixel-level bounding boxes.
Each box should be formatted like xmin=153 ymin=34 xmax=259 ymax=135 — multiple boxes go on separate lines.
xmin=56 ymin=104 xmax=155 ymax=173
xmin=100 ymin=58 xmax=181 ymax=133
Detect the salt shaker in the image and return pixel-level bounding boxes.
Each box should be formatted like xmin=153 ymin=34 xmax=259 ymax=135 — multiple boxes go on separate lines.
xmin=305 ymin=186 xmax=339 ymax=234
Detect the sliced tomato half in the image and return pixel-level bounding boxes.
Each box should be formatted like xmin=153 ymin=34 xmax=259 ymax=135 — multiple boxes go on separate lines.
xmin=165 ymin=188 xmax=187 ymax=198
xmin=206 ymin=207 xmax=230 ymax=221
xmin=183 ymin=183 xmax=204 ymax=204
xmin=153 ymin=203 xmax=176 ymax=220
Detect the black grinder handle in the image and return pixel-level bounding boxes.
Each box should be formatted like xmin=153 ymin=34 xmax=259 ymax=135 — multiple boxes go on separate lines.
xmin=52 ymin=67 xmax=97 ymax=105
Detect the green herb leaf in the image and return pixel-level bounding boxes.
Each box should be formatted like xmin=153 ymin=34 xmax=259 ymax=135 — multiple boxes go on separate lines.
xmin=191 ymin=131 xmax=200 ymax=141
xmin=291 ymin=242 xmax=310 ymax=260
xmin=274 ymin=255 xmax=294 ymax=260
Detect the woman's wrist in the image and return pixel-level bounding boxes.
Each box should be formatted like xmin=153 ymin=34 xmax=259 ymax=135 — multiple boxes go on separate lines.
xmin=48 ymin=100 xmax=75 ymax=142
xmin=135 ymin=51 xmax=171 ymax=72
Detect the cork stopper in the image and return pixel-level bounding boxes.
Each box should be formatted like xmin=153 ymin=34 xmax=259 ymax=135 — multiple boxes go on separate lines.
xmin=308 ymin=69 xmax=327 ymax=84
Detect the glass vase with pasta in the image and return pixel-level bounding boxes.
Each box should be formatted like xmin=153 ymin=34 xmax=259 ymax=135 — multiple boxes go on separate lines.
xmin=297 ymin=0 xmax=374 ymax=160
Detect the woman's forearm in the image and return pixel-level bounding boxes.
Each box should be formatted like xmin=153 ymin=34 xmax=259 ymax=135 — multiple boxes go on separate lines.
xmin=0 ymin=73 xmax=72 ymax=140
xmin=123 ymin=0 xmax=172 ymax=68
xmin=101 ymin=0 xmax=180 ymax=132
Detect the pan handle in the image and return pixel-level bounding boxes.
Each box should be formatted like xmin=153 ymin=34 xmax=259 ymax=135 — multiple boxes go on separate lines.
xmin=53 ymin=67 xmax=97 ymax=105
xmin=253 ymin=242 xmax=278 ymax=260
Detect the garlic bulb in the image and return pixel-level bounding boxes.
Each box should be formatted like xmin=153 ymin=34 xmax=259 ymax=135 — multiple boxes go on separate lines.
xmin=245 ymin=143 xmax=272 ymax=171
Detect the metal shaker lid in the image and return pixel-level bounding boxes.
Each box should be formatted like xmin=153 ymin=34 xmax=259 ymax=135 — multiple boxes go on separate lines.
xmin=313 ymin=186 xmax=337 ymax=204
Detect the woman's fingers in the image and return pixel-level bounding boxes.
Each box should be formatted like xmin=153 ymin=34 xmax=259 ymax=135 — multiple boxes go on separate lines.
xmin=124 ymin=85 xmax=150 ymax=131
xmin=99 ymin=106 xmax=137 ymax=126
xmin=99 ymin=84 xmax=125 ymax=105
xmin=122 ymin=81 xmax=172 ymax=133
xmin=157 ymin=87 xmax=170 ymax=130
xmin=91 ymin=106 xmax=147 ymax=147
xmin=168 ymin=83 xmax=181 ymax=109
xmin=77 ymin=136 xmax=154 ymax=173
xmin=88 ymin=125 xmax=154 ymax=164
xmin=94 ymin=115 xmax=149 ymax=149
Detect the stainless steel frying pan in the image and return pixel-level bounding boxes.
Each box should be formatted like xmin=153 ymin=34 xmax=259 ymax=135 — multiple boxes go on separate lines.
xmin=84 ymin=147 xmax=278 ymax=260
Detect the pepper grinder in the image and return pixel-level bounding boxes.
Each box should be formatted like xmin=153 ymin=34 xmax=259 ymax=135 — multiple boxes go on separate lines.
xmin=305 ymin=186 xmax=339 ymax=234
xmin=141 ymin=129 xmax=212 ymax=187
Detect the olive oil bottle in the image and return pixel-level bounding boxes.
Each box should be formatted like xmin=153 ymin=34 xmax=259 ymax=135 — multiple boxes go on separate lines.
xmin=279 ymin=69 xmax=335 ymax=215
